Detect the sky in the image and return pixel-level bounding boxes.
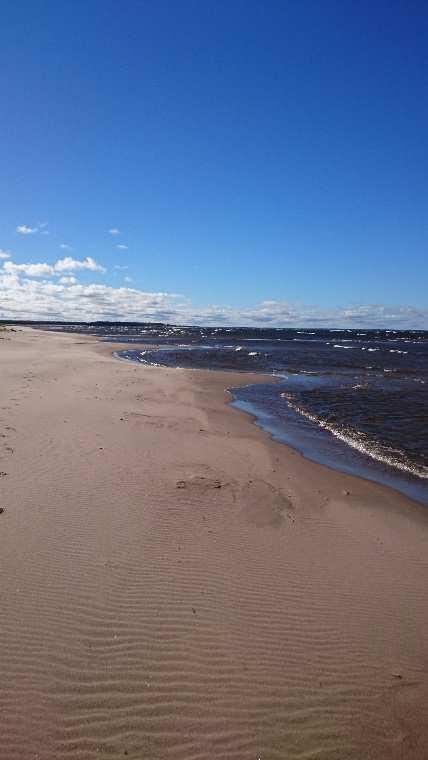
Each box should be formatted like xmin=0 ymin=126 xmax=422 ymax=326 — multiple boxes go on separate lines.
xmin=1 ymin=0 xmax=427 ymax=327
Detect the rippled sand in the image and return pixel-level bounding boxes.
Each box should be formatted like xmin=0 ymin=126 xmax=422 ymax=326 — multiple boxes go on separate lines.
xmin=1 ymin=328 xmax=428 ymax=759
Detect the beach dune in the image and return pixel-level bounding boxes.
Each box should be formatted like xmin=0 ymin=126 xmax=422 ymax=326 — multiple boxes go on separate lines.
xmin=1 ymin=327 xmax=428 ymax=759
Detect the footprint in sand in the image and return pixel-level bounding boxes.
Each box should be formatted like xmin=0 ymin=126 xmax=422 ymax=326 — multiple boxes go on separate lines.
xmin=241 ymin=479 xmax=293 ymax=528
xmin=176 ymin=476 xmax=224 ymax=490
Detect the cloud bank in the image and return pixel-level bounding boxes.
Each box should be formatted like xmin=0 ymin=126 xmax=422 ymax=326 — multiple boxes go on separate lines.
xmin=0 ymin=259 xmax=426 ymax=327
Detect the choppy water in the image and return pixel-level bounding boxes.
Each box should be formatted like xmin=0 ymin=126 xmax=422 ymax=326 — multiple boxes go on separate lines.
xmin=35 ymin=322 xmax=428 ymax=505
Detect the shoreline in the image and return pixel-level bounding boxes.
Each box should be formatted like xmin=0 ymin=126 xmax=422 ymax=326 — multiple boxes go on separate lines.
xmin=116 ymin=344 xmax=427 ymax=508
xmin=1 ymin=327 xmax=428 ymax=759
xmin=228 ymin=391 xmax=428 ymax=507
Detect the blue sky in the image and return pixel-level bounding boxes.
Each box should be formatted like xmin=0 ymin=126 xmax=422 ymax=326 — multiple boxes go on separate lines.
xmin=1 ymin=1 xmax=427 ymax=326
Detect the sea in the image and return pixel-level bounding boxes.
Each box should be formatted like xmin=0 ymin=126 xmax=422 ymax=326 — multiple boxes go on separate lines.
xmin=35 ymin=322 xmax=428 ymax=506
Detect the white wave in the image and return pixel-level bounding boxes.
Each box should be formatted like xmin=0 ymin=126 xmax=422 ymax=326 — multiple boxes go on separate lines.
xmin=281 ymin=397 xmax=428 ymax=479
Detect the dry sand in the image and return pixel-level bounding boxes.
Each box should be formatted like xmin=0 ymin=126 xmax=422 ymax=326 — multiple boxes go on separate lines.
xmin=1 ymin=327 xmax=428 ymax=760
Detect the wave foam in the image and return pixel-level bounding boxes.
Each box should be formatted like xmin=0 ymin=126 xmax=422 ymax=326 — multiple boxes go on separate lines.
xmin=280 ymin=394 xmax=428 ymax=480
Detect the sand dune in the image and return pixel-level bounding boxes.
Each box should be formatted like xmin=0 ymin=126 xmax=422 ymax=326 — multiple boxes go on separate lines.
xmin=1 ymin=328 xmax=428 ymax=759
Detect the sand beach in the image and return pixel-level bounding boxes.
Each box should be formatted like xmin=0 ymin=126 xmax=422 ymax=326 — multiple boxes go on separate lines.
xmin=1 ymin=327 xmax=428 ymax=760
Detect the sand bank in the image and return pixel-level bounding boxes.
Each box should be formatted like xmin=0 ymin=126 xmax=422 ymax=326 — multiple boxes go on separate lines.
xmin=1 ymin=327 xmax=428 ymax=759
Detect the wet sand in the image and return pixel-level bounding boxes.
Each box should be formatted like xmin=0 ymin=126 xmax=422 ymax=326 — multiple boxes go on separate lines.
xmin=1 ymin=327 xmax=428 ymax=759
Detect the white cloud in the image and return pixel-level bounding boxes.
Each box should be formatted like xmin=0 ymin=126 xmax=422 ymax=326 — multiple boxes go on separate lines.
xmin=4 ymin=261 xmax=55 ymax=277
xmin=114 ymin=265 xmax=128 ymax=270
xmin=0 ymin=275 xmax=181 ymax=321
xmin=16 ymin=222 xmax=50 ymax=235
xmin=59 ymin=276 xmax=77 ymax=285
xmin=16 ymin=225 xmax=38 ymax=235
xmin=60 ymin=243 xmax=73 ymax=251
xmin=54 ymin=256 xmax=105 ymax=273
xmin=109 ymin=228 xmax=120 ymax=236
xmin=0 ymin=266 xmax=426 ymax=327
xmin=3 ymin=256 xmax=105 ymax=278
xmin=124 ymin=276 xmax=133 ymax=283
xmin=0 ymin=249 xmax=11 ymax=259
xmin=116 ymin=244 xmax=128 ymax=250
